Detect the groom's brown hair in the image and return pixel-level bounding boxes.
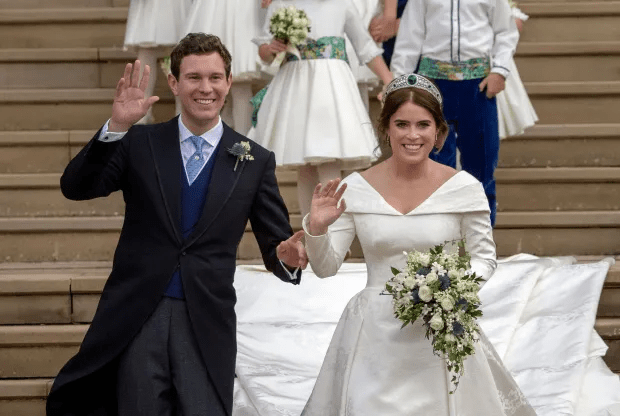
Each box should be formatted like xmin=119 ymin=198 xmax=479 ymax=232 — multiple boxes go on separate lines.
xmin=170 ymin=33 xmax=232 ymax=80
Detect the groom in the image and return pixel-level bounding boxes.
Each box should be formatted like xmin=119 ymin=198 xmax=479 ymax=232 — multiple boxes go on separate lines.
xmin=46 ymin=33 xmax=307 ymax=416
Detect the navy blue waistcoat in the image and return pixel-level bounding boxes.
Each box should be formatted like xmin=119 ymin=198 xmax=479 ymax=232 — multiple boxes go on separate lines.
xmin=164 ymin=145 xmax=220 ymax=298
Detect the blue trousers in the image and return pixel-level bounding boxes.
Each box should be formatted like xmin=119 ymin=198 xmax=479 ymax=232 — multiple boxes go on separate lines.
xmin=430 ymin=78 xmax=499 ymax=226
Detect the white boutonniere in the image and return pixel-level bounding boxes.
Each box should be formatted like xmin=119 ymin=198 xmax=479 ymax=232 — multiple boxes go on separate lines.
xmin=227 ymin=141 xmax=254 ymax=171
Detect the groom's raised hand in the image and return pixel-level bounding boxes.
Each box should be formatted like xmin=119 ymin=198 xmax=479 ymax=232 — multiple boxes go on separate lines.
xmin=277 ymin=230 xmax=308 ymax=270
xmin=109 ymin=60 xmax=160 ymax=132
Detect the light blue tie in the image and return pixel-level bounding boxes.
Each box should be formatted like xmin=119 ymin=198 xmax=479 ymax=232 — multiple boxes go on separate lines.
xmin=186 ymin=135 xmax=208 ymax=185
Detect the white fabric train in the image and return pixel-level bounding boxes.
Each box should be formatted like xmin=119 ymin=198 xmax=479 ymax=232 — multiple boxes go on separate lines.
xmin=231 ymin=258 xmax=620 ymax=415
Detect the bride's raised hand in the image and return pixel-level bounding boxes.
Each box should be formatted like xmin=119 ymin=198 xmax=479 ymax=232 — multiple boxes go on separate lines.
xmin=307 ymin=179 xmax=347 ymax=236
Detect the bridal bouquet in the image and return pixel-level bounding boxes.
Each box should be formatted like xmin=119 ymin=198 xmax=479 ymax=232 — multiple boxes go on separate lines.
xmin=269 ymin=5 xmax=311 ymax=46
xmin=383 ymin=241 xmax=484 ymax=392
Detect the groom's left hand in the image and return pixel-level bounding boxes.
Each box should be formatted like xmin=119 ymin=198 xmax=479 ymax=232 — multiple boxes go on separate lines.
xmin=277 ymin=230 xmax=308 ymax=270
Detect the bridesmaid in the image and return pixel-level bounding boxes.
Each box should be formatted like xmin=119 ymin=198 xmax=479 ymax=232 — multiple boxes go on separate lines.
xmin=184 ymin=0 xmax=267 ymax=134
xmin=123 ymin=0 xmax=191 ymax=123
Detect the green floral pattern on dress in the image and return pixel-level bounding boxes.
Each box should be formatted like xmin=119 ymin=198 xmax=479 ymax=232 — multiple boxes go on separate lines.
xmin=284 ymin=36 xmax=348 ymax=64
xmin=418 ymin=57 xmax=490 ymax=81
xmin=251 ymin=36 xmax=349 ymax=127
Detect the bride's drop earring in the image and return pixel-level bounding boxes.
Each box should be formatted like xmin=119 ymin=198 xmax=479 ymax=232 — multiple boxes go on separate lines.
xmin=386 ymin=135 xmax=391 ymax=148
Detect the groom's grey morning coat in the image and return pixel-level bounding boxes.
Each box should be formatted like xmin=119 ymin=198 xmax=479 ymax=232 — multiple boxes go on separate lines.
xmin=46 ymin=117 xmax=300 ymax=416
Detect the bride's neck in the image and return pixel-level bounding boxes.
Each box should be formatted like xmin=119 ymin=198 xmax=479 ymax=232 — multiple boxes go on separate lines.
xmin=386 ymin=157 xmax=431 ymax=181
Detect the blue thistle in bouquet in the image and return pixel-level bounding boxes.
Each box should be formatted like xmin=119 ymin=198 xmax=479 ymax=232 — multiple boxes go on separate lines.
xmin=382 ymin=240 xmax=484 ymax=392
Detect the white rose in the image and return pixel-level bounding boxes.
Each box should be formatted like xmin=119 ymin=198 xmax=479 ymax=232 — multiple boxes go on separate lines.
xmin=430 ymin=314 xmax=444 ymax=331
xmin=394 ymin=272 xmax=406 ymax=284
xmin=425 ymin=271 xmax=438 ymax=284
xmin=418 ymin=285 xmax=433 ymax=302
xmin=440 ymin=296 xmax=454 ymax=311
xmin=404 ymin=276 xmax=416 ymax=289
xmin=445 ymin=334 xmax=457 ymax=343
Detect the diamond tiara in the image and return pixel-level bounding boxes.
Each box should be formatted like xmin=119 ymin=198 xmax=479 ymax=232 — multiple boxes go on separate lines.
xmin=383 ymin=73 xmax=443 ymax=106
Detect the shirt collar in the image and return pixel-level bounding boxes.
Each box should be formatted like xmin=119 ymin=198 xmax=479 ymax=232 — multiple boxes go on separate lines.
xmin=178 ymin=115 xmax=224 ymax=148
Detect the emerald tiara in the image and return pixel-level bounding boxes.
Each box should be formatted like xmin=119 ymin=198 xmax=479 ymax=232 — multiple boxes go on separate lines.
xmin=383 ymin=73 xmax=443 ymax=106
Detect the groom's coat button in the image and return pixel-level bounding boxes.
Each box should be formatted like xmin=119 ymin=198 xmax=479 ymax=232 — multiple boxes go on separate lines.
xmin=181 ymin=251 xmax=187 ymax=256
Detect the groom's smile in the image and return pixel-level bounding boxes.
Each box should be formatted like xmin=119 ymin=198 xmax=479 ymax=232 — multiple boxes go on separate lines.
xmin=168 ymin=52 xmax=232 ymax=135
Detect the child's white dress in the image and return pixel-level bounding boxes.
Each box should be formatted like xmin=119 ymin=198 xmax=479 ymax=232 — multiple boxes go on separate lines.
xmin=124 ymin=0 xmax=192 ymax=48
xmin=347 ymin=0 xmax=381 ymax=83
xmin=252 ymin=0 xmax=383 ymax=170
xmin=184 ymin=0 xmax=262 ymax=78
xmin=496 ymin=7 xmax=539 ymax=138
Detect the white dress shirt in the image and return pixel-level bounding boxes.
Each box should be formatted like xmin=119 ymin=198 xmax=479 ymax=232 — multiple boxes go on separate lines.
xmin=98 ymin=116 xmax=224 ymax=183
xmin=390 ymin=0 xmax=519 ymax=79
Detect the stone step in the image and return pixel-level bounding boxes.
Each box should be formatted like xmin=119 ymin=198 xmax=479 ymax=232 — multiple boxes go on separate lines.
xmin=0 ymin=171 xmax=296 ymax=217
xmin=0 ymin=0 xmax=128 ymax=8
xmin=515 ymin=41 xmax=620 ymax=82
xmin=499 ymin=124 xmax=620 ymax=168
xmin=524 ymin=81 xmax=620 ymax=124
xmin=0 ymin=379 xmax=51 ymax=416
xmin=1 ymin=124 xmax=617 ymax=175
xmin=0 ymin=46 xmax=263 ymax=90
xmin=0 ymin=317 xmax=617 ymax=379
xmin=519 ymin=2 xmax=620 ymax=43
xmin=496 ymin=167 xmax=620 ymax=211
xmin=0 ymin=261 xmax=616 ymax=325
xmin=0 ymin=324 xmax=86 ymax=378
xmin=1 ymin=167 xmax=619 ymax=217
xmin=1 ymin=81 xmax=619 ymax=131
xmin=0 ymin=40 xmax=616 ymax=90
xmin=0 ymin=8 xmax=127 ymax=49
xmin=0 ymin=2 xmax=616 ymax=48
xmin=0 ymin=2 xmax=614 ymax=48
xmin=0 ymin=208 xmax=619 ymax=261
xmin=0 ymin=88 xmax=177 ymax=131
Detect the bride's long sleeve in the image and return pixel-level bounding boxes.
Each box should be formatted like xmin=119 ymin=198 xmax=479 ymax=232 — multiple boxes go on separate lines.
xmin=302 ymin=212 xmax=356 ymax=278
xmin=461 ymin=211 xmax=497 ymax=285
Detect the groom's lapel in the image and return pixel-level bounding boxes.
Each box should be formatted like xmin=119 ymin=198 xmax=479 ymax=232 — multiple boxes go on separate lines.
xmin=184 ymin=123 xmax=246 ymax=247
xmin=148 ymin=117 xmax=183 ymax=245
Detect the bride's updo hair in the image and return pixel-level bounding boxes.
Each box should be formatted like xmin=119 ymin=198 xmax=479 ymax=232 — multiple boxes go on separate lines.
xmin=377 ymin=86 xmax=449 ymax=152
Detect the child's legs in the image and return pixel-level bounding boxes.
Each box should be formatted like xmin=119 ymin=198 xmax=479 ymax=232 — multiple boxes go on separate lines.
xmin=455 ymin=79 xmax=500 ymax=226
xmin=137 ymin=47 xmax=160 ymax=123
xmin=430 ymin=79 xmax=459 ymax=169
xmin=297 ymin=165 xmax=320 ymax=219
xmin=230 ymin=83 xmax=253 ymax=135
xmin=297 ymin=162 xmax=342 ymax=218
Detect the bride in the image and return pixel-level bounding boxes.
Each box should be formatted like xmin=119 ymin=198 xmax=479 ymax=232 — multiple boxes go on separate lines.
xmin=300 ymin=73 xmax=536 ymax=415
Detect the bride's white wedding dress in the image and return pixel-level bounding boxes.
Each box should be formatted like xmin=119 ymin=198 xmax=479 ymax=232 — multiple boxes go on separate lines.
xmin=300 ymin=171 xmax=534 ymax=415
xmin=231 ymin=171 xmax=620 ymax=415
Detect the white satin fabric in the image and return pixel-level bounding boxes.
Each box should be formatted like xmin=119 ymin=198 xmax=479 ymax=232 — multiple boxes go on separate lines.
xmin=231 ymin=171 xmax=620 ymax=415
xmin=184 ymin=0 xmax=262 ymax=78
xmin=124 ymin=0 xmax=191 ymax=47
xmin=496 ymin=58 xmax=538 ymax=139
xmin=251 ymin=0 xmax=382 ymax=170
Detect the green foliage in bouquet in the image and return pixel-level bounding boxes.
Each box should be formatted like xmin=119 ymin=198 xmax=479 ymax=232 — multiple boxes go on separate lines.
xmin=383 ymin=240 xmax=485 ymax=392
xmin=269 ymin=5 xmax=311 ymax=45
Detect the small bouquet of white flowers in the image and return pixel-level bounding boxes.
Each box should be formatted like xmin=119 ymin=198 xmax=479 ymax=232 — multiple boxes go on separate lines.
xmin=269 ymin=5 xmax=311 ymax=46
xmin=383 ymin=241 xmax=484 ymax=392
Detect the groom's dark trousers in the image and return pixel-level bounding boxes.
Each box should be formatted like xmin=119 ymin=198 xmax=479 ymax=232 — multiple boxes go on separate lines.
xmin=46 ymin=117 xmax=300 ymax=416
xmin=117 ymin=298 xmax=225 ymax=416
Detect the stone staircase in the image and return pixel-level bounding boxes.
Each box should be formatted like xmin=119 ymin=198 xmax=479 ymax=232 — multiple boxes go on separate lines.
xmin=0 ymin=0 xmax=619 ymax=414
